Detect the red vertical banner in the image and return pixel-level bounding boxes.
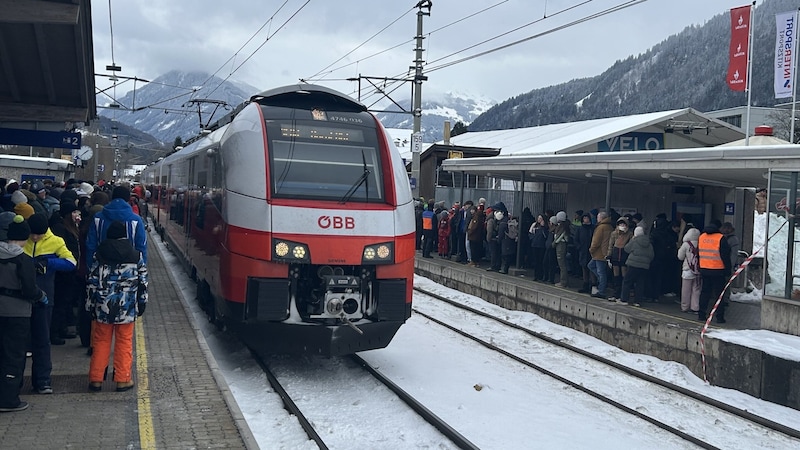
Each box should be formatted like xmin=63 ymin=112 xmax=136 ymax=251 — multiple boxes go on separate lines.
xmin=727 ymin=5 xmax=751 ymax=91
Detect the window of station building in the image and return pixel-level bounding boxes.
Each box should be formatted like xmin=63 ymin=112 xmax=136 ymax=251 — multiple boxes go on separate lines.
xmin=718 ymin=115 xmax=742 ymax=129
xmin=764 ymin=171 xmax=800 ymax=301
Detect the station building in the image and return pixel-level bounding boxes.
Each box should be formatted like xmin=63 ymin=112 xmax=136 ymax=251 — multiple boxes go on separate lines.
xmin=415 ymin=107 xmax=800 ymax=338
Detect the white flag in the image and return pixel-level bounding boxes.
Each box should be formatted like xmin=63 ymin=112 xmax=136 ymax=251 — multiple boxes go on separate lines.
xmin=775 ymin=11 xmax=797 ymax=99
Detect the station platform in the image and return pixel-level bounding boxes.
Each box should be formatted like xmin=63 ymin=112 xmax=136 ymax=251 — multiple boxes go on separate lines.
xmin=415 ymin=253 xmax=799 ymax=410
xmin=0 ymin=234 xmax=257 ymax=449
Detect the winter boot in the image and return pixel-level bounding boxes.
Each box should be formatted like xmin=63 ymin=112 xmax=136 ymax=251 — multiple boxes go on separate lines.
xmin=578 ymin=282 xmax=591 ymax=294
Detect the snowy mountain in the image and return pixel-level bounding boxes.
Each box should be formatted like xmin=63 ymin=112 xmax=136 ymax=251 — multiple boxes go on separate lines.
xmin=97 ymin=71 xmax=258 ymax=144
xmin=376 ymin=91 xmax=495 ymax=143
xmin=97 ymin=71 xmax=493 ymax=146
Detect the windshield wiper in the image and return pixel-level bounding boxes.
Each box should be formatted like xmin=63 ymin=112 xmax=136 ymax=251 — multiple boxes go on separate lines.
xmin=339 ymin=151 xmax=370 ymax=204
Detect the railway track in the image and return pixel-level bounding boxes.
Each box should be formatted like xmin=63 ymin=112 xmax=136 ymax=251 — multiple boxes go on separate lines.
xmin=413 ymin=285 xmax=800 ymax=450
xmin=248 ymin=348 xmax=478 ymax=449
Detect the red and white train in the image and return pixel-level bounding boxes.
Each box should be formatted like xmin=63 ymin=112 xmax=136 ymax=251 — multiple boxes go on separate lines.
xmin=141 ymin=84 xmax=415 ymax=355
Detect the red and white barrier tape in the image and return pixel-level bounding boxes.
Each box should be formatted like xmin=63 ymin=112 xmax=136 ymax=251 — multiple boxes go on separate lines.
xmin=700 ymin=219 xmax=789 ymax=383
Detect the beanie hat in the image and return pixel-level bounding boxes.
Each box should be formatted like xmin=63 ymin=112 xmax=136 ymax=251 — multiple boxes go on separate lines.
xmin=14 ymin=203 xmax=34 ymax=220
xmin=549 ymin=216 xmax=558 ymax=225
xmin=11 ymin=190 xmax=27 ymax=205
xmin=634 ymin=227 xmax=645 ymax=237
xmin=107 ymin=221 xmax=128 ymax=240
xmin=112 ymin=186 xmax=131 ymax=202
xmin=59 ymin=202 xmax=79 ymax=218
xmin=556 ymin=211 xmax=567 ymax=222
xmin=30 ymin=181 xmax=46 ymax=194
xmin=0 ymin=211 xmax=15 ymax=241
xmin=79 ymin=182 xmax=94 ymax=196
xmin=60 ymin=189 xmax=78 ymax=205
xmin=6 ymin=215 xmax=30 ymax=241
xmin=616 ymin=217 xmax=629 ymax=226
xmin=632 ymin=213 xmax=643 ymax=221
xmin=478 ymin=198 xmax=486 ymax=205
xmin=28 ymin=213 xmax=49 ymax=235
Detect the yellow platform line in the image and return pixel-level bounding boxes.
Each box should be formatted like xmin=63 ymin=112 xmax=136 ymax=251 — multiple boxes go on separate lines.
xmin=135 ymin=318 xmax=157 ymax=449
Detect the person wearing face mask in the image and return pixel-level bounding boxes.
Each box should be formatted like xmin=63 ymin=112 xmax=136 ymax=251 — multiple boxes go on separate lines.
xmin=606 ymin=217 xmax=634 ymax=301
xmin=485 ymin=203 xmax=507 ymax=272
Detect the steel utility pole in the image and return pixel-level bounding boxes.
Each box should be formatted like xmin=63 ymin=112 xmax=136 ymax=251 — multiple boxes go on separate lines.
xmin=411 ymin=1 xmax=431 ymax=198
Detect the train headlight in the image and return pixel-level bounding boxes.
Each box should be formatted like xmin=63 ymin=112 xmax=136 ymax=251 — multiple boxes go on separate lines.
xmin=273 ymin=239 xmax=310 ymax=262
xmin=275 ymin=242 xmax=289 ymax=257
xmin=362 ymin=242 xmax=394 ymax=264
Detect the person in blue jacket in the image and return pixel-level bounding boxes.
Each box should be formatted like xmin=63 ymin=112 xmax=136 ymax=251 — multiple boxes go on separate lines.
xmin=85 ymin=185 xmax=147 ymax=268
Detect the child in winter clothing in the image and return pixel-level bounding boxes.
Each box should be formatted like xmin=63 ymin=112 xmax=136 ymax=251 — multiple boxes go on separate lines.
xmin=0 ymin=215 xmax=46 ymax=411
xmin=86 ymin=221 xmax=148 ymax=392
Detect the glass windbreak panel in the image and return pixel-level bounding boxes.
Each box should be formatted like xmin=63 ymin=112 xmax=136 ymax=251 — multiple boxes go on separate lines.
xmin=765 ymin=171 xmax=800 ymax=300
xmin=269 ymin=123 xmax=384 ymax=202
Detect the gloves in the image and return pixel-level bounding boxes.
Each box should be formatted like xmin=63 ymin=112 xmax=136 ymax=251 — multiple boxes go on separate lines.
xmin=34 ymin=257 xmax=48 ymax=275
xmin=137 ymin=302 xmax=146 ymax=317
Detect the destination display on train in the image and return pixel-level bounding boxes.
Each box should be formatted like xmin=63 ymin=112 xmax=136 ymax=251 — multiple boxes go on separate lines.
xmin=280 ymin=124 xmax=364 ymax=142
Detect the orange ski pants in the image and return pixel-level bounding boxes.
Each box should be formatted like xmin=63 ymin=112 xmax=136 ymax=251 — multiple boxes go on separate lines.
xmin=88 ymin=321 xmax=135 ymax=383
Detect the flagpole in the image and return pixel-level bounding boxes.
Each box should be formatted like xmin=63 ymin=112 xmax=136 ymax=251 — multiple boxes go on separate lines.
xmin=745 ymin=1 xmax=756 ymax=146
xmin=791 ymin=8 xmax=800 ymax=143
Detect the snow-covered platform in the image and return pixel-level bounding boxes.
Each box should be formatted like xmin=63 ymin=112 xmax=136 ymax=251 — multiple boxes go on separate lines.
xmin=416 ymin=254 xmax=800 ymax=411
xmin=0 ymin=234 xmax=257 ymax=449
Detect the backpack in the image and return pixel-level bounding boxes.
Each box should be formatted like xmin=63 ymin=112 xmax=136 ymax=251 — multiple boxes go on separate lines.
xmin=506 ymin=218 xmax=519 ymax=241
xmin=687 ymin=242 xmax=700 ymax=275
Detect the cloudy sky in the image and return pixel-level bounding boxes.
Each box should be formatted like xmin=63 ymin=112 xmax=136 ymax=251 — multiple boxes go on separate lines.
xmin=91 ymin=0 xmax=751 ymax=104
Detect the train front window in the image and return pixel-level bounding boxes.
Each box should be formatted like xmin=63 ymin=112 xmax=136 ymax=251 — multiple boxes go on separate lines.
xmin=269 ymin=125 xmax=385 ymax=202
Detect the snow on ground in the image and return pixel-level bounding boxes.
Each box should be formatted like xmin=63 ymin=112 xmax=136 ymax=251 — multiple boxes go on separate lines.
xmin=155 ymin=233 xmax=800 ymax=449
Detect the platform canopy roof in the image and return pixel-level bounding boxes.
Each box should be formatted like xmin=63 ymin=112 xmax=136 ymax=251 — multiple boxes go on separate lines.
xmin=441 ymin=144 xmax=800 ymax=189
xmin=441 ymin=108 xmax=744 ymax=156
xmin=0 ymin=0 xmax=96 ymax=128
xmin=436 ymin=107 xmax=800 ymax=189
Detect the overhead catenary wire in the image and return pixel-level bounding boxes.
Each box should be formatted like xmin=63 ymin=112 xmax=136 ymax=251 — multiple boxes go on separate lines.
xmin=305 ymin=5 xmax=416 ymax=81
xmin=304 ymin=0 xmax=511 ymax=88
xmin=337 ymin=0 xmax=600 ymax=106
xmin=352 ymin=0 xmax=648 ymax=108
xmin=202 ymin=0 xmax=312 ymax=100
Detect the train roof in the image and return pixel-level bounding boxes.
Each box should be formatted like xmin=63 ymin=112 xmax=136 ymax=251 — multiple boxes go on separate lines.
xmin=250 ymin=84 xmax=367 ymax=113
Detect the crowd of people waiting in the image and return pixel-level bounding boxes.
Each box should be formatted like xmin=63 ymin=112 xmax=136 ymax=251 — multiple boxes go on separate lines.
xmin=416 ymin=198 xmax=741 ymax=325
xmin=0 ymin=177 xmax=149 ymax=413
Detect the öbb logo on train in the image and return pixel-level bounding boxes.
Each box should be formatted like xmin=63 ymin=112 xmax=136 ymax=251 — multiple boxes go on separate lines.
xmin=318 ymin=215 xmax=355 ymax=229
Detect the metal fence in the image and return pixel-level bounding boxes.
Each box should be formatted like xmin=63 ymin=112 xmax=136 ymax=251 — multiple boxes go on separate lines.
xmin=434 ymin=186 xmax=567 ymax=217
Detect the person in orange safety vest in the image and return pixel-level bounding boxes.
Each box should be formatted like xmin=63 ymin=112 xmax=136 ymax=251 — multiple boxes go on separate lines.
xmin=697 ymin=219 xmax=731 ymax=323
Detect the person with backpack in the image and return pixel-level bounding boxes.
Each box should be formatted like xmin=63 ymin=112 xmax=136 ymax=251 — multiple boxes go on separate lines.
xmin=677 ymin=227 xmax=702 ymax=313
xmin=499 ymin=214 xmax=518 ymax=274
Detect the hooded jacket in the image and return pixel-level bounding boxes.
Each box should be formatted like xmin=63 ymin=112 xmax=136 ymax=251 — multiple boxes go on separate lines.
xmin=677 ymin=227 xmax=701 ymax=275
xmin=86 ymin=238 xmax=148 ymax=325
xmin=0 ymin=241 xmax=46 ymax=317
xmin=624 ymin=233 xmax=654 ymax=269
xmin=86 ymin=198 xmax=147 ymax=267
xmin=22 ymin=229 xmax=77 ymax=301
xmin=589 ymin=216 xmax=614 ymax=260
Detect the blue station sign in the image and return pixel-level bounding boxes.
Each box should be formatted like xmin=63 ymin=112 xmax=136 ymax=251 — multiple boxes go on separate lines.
xmin=0 ymin=128 xmax=82 ymax=149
